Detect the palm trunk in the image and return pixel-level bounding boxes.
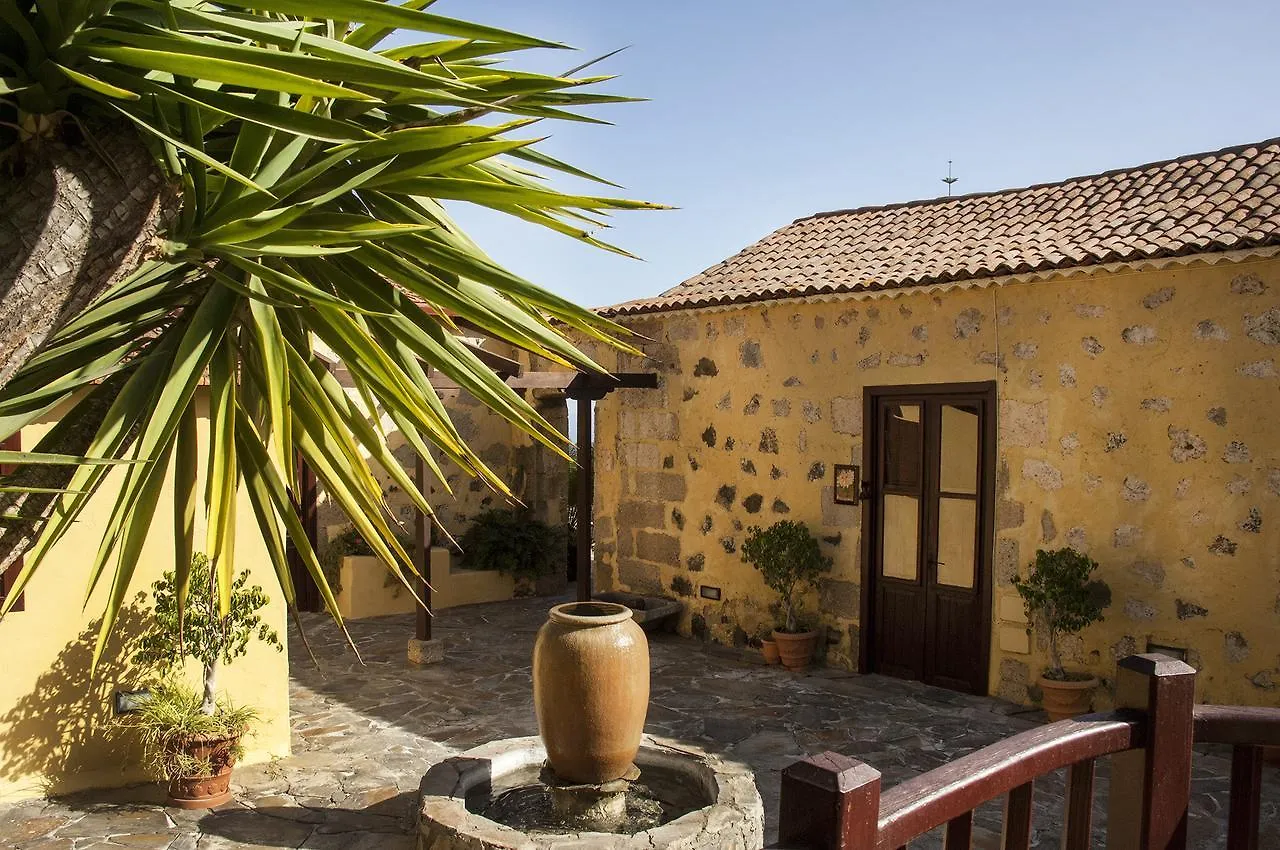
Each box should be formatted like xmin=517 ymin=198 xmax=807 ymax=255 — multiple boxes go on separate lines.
xmin=0 ymin=120 xmax=169 ymax=393
xmin=0 ymin=122 xmax=171 ymax=575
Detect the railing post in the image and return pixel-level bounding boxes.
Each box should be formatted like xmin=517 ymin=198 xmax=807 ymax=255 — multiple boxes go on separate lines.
xmin=778 ymin=752 xmax=880 ymax=850
xmin=1106 ymin=653 xmax=1197 ymax=850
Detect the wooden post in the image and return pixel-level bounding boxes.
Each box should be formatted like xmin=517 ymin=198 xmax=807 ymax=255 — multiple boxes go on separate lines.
xmin=572 ymin=393 xmax=594 ymax=603
xmin=1106 ymin=653 xmax=1197 ymax=850
xmin=778 ymin=752 xmax=880 ymax=849
xmin=414 ymin=453 xmax=431 ymax=641
xmin=1226 ymin=744 xmax=1263 ymax=850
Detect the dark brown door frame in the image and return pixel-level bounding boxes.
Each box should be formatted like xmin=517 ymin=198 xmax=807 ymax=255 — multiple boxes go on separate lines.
xmin=858 ymin=381 xmax=997 ymax=694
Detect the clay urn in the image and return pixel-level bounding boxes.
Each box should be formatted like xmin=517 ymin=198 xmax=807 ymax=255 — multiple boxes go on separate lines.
xmin=533 ymin=601 xmax=650 ymax=784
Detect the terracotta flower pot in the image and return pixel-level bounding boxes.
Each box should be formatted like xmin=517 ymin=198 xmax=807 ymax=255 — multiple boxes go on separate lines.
xmin=772 ymin=630 xmax=818 ymax=671
xmin=1038 ymin=674 xmax=1099 ymax=721
xmin=165 ymin=733 xmax=239 ymax=809
xmin=533 ymin=601 xmax=649 ymax=784
xmin=761 ymin=639 xmax=781 ymax=665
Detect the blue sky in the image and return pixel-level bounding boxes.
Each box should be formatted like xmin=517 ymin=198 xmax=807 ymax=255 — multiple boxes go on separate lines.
xmin=412 ymin=0 xmax=1280 ymax=311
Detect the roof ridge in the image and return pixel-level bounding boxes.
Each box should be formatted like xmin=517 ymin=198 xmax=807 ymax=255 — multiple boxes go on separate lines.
xmin=796 ymin=135 xmax=1280 ymax=224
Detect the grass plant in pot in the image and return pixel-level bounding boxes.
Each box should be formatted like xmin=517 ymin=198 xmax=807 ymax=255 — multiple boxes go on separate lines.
xmin=126 ymin=554 xmax=282 ymax=808
xmin=1013 ymin=548 xmax=1111 ymax=721
xmin=741 ymin=521 xmax=831 ymax=671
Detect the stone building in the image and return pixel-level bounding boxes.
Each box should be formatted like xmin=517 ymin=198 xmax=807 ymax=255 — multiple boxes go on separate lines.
xmin=582 ymin=137 xmax=1280 ymax=708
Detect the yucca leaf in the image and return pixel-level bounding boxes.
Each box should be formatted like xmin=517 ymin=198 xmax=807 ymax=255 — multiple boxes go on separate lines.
xmin=221 ymin=0 xmax=563 ymax=49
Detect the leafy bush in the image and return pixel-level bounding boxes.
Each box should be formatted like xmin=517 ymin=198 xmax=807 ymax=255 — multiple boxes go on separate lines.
xmin=132 ymin=553 xmax=282 ymax=715
xmin=1013 ymin=548 xmax=1111 ymax=680
xmin=319 ymin=527 xmax=420 ymax=595
xmin=125 ymin=680 xmax=257 ymax=780
xmin=458 ymin=508 xmax=567 ymax=582
xmin=741 ymin=521 xmax=832 ymax=633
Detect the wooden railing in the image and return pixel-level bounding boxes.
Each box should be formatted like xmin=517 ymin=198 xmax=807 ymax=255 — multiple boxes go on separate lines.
xmin=774 ymin=654 xmax=1280 ymax=850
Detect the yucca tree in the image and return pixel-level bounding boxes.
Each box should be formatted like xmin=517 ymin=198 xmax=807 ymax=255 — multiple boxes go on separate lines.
xmin=0 ymin=0 xmax=659 ymax=659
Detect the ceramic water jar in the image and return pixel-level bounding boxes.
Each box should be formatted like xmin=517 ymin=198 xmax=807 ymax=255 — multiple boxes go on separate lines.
xmin=532 ymin=601 xmax=650 ymax=784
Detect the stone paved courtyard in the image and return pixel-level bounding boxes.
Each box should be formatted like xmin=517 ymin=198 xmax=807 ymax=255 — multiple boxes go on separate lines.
xmin=2 ymin=593 xmax=1276 ymax=848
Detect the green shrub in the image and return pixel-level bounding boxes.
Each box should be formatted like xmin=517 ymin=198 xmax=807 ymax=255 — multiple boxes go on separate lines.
xmin=132 ymin=553 xmax=282 ymax=715
xmin=319 ymin=527 xmax=420 ymax=595
xmin=1013 ymin=548 xmax=1111 ymax=680
xmin=741 ymin=520 xmax=831 ymax=633
xmin=458 ymin=508 xmax=567 ymax=582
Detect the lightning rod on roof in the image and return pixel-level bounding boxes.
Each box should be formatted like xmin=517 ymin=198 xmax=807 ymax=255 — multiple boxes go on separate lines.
xmin=942 ymin=160 xmax=959 ymax=196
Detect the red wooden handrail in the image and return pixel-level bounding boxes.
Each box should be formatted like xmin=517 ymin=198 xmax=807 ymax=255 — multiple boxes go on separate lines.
xmin=1193 ymin=704 xmax=1280 ymax=747
xmin=875 ymin=711 xmax=1144 ymax=848
xmin=775 ymin=654 xmax=1228 ymax=850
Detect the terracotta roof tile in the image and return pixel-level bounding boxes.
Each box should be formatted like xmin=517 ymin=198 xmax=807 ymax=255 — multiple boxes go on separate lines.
xmin=603 ymin=138 xmax=1280 ymax=317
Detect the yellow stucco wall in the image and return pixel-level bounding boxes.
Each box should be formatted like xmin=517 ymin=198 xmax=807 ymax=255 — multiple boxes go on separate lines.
xmin=585 ymin=255 xmax=1280 ymax=708
xmin=0 ymin=391 xmax=291 ymax=800
xmin=335 ymin=548 xmax=516 ymax=619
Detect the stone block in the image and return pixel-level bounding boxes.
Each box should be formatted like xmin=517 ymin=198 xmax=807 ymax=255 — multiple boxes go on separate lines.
xmin=995 ymin=537 xmax=1019 ymax=586
xmin=407 ymin=638 xmax=445 ymax=665
xmin=998 ymin=594 xmax=1027 ymax=623
xmin=830 ymin=396 xmax=862 ymax=435
xmin=634 ymin=472 xmax=687 ymax=502
xmin=1021 ymin=458 xmax=1063 ymax=491
xmin=819 ymin=579 xmax=860 ymax=618
xmin=999 ymin=399 xmax=1048 ymax=448
xmin=635 ymin=531 xmax=681 ymax=565
xmin=618 ymin=558 xmax=662 ymax=595
xmin=821 ymin=487 xmax=859 ymax=526
xmin=998 ymin=626 xmax=1030 ymax=654
xmin=996 ymin=500 xmax=1025 ymax=531
xmin=617 ymin=500 xmax=667 ymax=530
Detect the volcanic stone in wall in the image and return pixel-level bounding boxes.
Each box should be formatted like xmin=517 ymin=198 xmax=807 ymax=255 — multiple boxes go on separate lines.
xmin=715 ymin=485 xmax=736 ymax=510
xmin=693 ymin=357 xmax=718 ymax=377
xmin=819 ymin=579 xmax=859 ymax=618
xmin=636 ymin=531 xmax=680 ymax=564
xmin=740 ymin=340 xmax=763 ymax=368
xmin=742 ymin=494 xmax=763 ymax=513
xmin=634 ymin=472 xmax=687 ymax=501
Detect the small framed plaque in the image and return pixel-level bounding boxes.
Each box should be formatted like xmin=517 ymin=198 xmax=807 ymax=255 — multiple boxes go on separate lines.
xmin=833 ymin=464 xmax=861 ymax=505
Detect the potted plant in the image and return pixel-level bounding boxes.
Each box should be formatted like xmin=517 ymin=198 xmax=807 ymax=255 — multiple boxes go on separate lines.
xmin=1013 ymin=548 xmax=1111 ymax=721
xmin=757 ymin=626 xmax=781 ymax=666
xmin=741 ymin=520 xmax=832 ymax=671
xmin=126 ymin=554 xmax=282 ymax=808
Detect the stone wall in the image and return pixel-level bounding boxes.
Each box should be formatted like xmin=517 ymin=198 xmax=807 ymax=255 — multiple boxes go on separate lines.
xmin=581 ymin=255 xmax=1280 ymax=707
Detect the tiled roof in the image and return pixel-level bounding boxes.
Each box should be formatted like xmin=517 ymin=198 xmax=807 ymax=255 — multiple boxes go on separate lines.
xmin=602 ymin=138 xmax=1280 ymax=317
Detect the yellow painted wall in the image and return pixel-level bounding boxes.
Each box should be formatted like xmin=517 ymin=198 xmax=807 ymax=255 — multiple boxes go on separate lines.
xmin=584 ymin=256 xmax=1280 ymax=708
xmin=335 ymin=547 xmax=516 ymax=619
xmin=0 ymin=391 xmax=291 ymax=800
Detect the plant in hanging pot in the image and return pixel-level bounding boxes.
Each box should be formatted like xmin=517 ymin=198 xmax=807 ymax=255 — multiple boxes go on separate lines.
xmin=1013 ymin=548 xmax=1111 ymax=721
xmin=742 ymin=521 xmax=832 ymax=671
xmin=125 ymin=554 xmax=282 ymax=808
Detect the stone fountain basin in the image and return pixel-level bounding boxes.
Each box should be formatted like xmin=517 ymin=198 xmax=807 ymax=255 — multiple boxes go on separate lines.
xmin=417 ymin=734 xmax=763 ymax=849
xmin=593 ymin=592 xmax=682 ymax=633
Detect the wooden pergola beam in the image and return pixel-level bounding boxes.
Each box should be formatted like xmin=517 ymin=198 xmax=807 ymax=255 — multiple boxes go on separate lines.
xmin=426 ymin=370 xmax=657 ymax=395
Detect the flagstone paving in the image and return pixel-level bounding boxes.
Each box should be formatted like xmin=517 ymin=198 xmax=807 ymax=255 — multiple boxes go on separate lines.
xmin=1 ymin=592 xmax=1276 ymax=848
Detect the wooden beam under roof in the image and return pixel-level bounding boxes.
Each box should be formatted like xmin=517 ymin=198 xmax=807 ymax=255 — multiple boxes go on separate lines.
xmin=425 ymin=370 xmax=657 ymax=398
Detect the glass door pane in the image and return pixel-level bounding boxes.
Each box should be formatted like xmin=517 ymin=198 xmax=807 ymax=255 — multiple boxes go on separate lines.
xmin=940 ymin=404 xmax=979 ymax=495
xmin=881 ymin=403 xmax=922 ymax=582
xmin=936 ymin=497 xmax=977 ymax=588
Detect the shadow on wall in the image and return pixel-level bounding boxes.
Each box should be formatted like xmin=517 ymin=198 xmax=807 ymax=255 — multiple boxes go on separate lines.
xmin=0 ymin=601 xmax=151 ymax=795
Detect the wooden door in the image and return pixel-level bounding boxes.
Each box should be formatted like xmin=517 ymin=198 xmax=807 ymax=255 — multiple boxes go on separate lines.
xmin=865 ymin=383 xmax=994 ymax=694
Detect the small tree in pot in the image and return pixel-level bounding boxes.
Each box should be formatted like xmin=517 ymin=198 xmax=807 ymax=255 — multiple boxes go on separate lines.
xmin=1013 ymin=548 xmax=1111 ymax=721
xmin=741 ymin=521 xmax=832 ymax=671
xmin=127 ymin=554 xmax=282 ymax=808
